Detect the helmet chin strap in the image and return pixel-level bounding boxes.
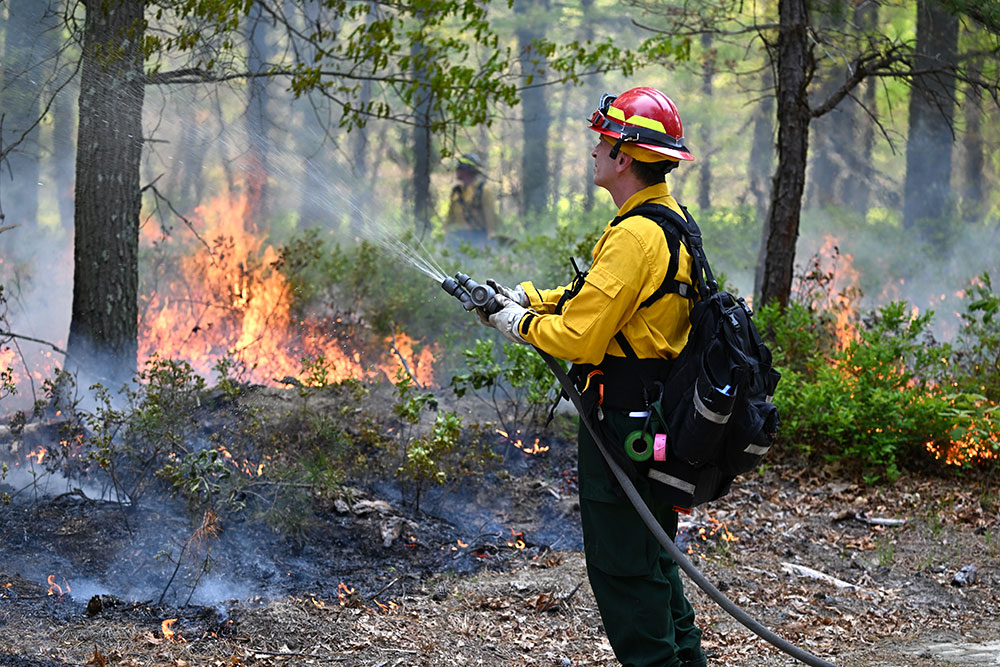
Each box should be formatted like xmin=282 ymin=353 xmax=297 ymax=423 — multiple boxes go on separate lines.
xmin=609 ymin=135 xmax=626 ymax=160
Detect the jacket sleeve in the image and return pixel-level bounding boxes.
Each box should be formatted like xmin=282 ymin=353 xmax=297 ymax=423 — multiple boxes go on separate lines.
xmin=519 ymin=226 xmax=649 ymax=364
xmin=519 ymin=280 xmax=570 ymax=315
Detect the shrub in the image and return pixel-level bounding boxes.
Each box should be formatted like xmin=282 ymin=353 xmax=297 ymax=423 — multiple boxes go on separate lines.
xmin=449 ymin=337 xmax=560 ymax=435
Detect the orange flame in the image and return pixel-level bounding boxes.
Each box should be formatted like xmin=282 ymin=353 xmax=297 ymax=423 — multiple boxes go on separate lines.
xmin=26 ymin=446 xmax=47 ymax=465
xmin=46 ymin=575 xmax=69 ymax=597
xmin=337 ymin=582 xmax=355 ymax=606
xmin=496 ymin=429 xmax=551 ymax=456
xmin=161 ymin=618 xmax=180 ymax=641
xmin=506 ymin=529 xmax=526 ymax=550
xmin=139 ymin=191 xmax=435 ymax=389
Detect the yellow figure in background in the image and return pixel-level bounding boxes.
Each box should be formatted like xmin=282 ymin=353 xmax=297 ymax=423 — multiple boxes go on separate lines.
xmin=446 ymin=153 xmax=499 ymax=248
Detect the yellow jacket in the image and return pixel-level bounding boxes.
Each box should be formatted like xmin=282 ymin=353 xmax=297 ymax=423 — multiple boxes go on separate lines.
xmin=446 ymin=176 xmax=499 ymax=236
xmin=517 ymin=183 xmax=694 ymax=365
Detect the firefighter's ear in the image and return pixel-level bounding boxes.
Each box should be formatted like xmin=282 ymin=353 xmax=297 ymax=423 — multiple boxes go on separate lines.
xmin=615 ymin=153 xmax=633 ymax=174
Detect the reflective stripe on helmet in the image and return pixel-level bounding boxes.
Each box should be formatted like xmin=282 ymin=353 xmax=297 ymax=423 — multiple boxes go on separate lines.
xmin=607 ymin=105 xmax=668 ymax=135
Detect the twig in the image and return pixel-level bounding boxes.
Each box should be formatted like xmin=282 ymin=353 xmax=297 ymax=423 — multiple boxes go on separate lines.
xmin=780 ymin=562 xmax=859 ymax=590
xmin=560 ymin=581 xmax=584 ymax=606
xmin=388 ymin=327 xmax=421 ymax=389
xmin=368 ymin=575 xmax=403 ymax=601
xmin=854 ymin=512 xmax=906 ymax=527
xmin=241 ymin=648 xmax=347 ymax=662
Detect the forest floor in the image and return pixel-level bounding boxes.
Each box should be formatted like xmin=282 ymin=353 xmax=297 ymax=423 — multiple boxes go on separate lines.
xmin=1 ymin=385 xmax=998 ymax=667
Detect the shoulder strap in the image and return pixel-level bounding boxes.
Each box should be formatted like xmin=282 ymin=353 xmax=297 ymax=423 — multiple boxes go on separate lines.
xmin=610 ymin=202 xmax=718 ymax=362
xmin=612 ymin=203 xmax=717 ymax=304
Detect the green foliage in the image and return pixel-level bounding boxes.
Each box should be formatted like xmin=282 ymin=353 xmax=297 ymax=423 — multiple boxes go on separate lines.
xmin=396 ymin=411 xmax=463 ymax=511
xmin=157 ymin=448 xmax=235 ymax=508
xmin=955 ymin=273 xmax=1000 ymax=401
xmin=392 ymin=367 xmax=438 ymax=426
xmin=762 ymin=274 xmax=1000 ymax=482
xmin=449 ymin=337 xmax=559 ymax=434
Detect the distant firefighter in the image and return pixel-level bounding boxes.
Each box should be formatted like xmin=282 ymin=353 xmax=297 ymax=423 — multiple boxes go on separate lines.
xmin=445 ymin=153 xmax=499 ymax=248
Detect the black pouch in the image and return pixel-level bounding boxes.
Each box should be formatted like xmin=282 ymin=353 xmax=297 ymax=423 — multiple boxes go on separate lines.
xmin=668 ymin=364 xmax=737 ymax=465
xmin=720 ymin=368 xmax=781 ymax=475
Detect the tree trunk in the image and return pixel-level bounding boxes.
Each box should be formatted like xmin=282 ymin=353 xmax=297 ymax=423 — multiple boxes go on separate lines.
xmin=756 ymin=0 xmax=811 ymax=308
xmin=902 ymin=0 xmax=958 ymax=245
xmin=517 ymin=0 xmax=550 ymax=215
xmin=411 ymin=32 xmax=433 ymax=237
xmin=1 ymin=0 xmax=48 ymax=230
xmin=66 ymin=0 xmax=146 ymax=387
xmin=962 ymin=56 xmax=984 ymax=222
xmin=697 ymin=32 xmax=714 ymax=212
xmin=245 ymin=3 xmax=272 ymax=227
xmin=580 ymin=0 xmax=598 ymax=213
xmin=843 ymin=0 xmax=878 ymax=218
xmin=748 ymin=67 xmax=775 ymax=230
xmin=805 ymin=1 xmax=848 ymax=210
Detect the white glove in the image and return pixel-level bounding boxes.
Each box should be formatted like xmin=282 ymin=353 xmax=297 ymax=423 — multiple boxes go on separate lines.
xmin=488 ymin=294 xmax=530 ymax=344
xmin=487 ymin=279 xmax=529 ymax=308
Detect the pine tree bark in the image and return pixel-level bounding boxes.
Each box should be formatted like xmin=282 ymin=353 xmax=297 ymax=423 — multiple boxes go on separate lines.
xmin=1 ymin=0 xmax=48 ymax=230
xmin=756 ymin=0 xmax=811 ymax=308
xmin=962 ymin=56 xmax=984 ymax=222
xmin=902 ymin=0 xmax=958 ymax=244
xmin=697 ymin=32 xmax=714 ymax=212
xmin=517 ymin=0 xmax=550 ymax=215
xmin=66 ymin=0 xmax=146 ymax=386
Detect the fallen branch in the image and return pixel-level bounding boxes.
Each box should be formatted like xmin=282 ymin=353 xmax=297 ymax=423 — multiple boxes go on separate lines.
xmin=855 ymin=512 xmax=906 ymax=527
xmin=243 ymin=647 xmax=347 ymax=662
xmin=780 ymin=562 xmax=859 ymax=590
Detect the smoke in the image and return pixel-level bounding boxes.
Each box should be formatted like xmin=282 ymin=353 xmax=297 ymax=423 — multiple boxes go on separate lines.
xmin=796 ymin=207 xmax=999 ymax=340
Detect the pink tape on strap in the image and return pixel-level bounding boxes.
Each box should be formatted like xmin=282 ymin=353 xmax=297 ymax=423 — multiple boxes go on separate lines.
xmin=654 ymin=433 xmax=667 ymax=461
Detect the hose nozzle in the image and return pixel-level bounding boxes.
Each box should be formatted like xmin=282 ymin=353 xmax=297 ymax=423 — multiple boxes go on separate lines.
xmin=441 ymin=272 xmax=500 ymax=315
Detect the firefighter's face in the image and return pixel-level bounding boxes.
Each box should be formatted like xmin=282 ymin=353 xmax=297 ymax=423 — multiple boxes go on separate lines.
xmin=592 ymin=138 xmax=618 ymax=189
xmin=456 ymin=165 xmax=476 ymax=186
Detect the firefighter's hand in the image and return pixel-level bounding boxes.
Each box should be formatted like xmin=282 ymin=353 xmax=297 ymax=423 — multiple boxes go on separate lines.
xmin=487 ymin=279 xmax=528 ymax=308
xmin=488 ymin=294 xmax=529 ymax=344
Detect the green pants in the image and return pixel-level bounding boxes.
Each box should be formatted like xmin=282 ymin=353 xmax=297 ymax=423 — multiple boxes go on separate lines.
xmin=578 ymin=410 xmax=706 ymax=667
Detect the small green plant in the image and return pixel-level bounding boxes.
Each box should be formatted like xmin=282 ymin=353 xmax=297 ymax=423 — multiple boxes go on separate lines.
xmin=764 ymin=300 xmax=957 ymax=482
xmin=955 ymin=272 xmax=1000 ymax=401
xmin=449 ymin=338 xmax=559 ymax=434
xmin=396 ymin=411 xmax=462 ymax=511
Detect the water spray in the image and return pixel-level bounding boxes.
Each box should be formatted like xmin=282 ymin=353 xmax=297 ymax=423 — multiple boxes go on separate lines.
xmin=443 ymin=271 xmax=838 ymax=667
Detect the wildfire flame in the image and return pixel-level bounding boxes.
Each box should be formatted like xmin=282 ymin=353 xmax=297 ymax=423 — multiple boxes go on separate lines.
xmin=26 ymin=446 xmax=46 ymax=465
xmin=46 ymin=575 xmax=70 ymax=597
xmin=496 ymin=429 xmax=550 ymax=456
xmin=337 ymin=582 xmax=355 ymax=606
xmin=161 ymin=618 xmax=180 ymax=641
xmin=506 ymin=529 xmax=527 ymax=550
xmin=685 ymin=515 xmax=738 ymax=555
xmin=138 ymin=190 xmax=436 ymax=389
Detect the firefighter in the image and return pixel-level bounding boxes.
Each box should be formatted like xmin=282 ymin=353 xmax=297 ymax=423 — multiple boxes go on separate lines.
xmin=446 ymin=153 xmax=499 ymax=247
xmin=482 ymin=87 xmax=706 ymax=667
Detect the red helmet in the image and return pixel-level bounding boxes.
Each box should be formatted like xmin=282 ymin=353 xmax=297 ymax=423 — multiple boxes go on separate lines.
xmin=587 ymin=87 xmax=694 ymax=162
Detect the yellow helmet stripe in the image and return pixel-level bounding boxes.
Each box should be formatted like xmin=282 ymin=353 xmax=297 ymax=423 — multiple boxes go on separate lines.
xmin=607 ymin=104 xmax=668 ymax=135
xmin=624 ymin=114 xmax=667 ymax=134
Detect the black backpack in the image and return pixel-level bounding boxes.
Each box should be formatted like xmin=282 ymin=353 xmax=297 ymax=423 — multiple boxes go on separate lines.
xmin=610 ymin=203 xmax=781 ymax=512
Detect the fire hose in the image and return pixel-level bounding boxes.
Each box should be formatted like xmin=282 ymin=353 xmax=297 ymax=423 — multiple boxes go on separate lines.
xmin=442 ymin=273 xmax=838 ymax=667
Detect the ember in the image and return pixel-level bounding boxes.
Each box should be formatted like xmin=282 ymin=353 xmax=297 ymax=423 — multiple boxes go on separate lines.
xmin=496 ymin=429 xmax=551 ymax=456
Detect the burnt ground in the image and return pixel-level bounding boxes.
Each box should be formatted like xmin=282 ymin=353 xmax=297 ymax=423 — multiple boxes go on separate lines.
xmin=1 ymin=385 xmax=999 ymax=666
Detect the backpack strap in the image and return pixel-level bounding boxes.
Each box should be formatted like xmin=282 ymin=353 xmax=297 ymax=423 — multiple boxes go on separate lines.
xmin=611 ymin=203 xmax=717 ymax=306
xmin=609 ymin=203 xmax=717 ymax=365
